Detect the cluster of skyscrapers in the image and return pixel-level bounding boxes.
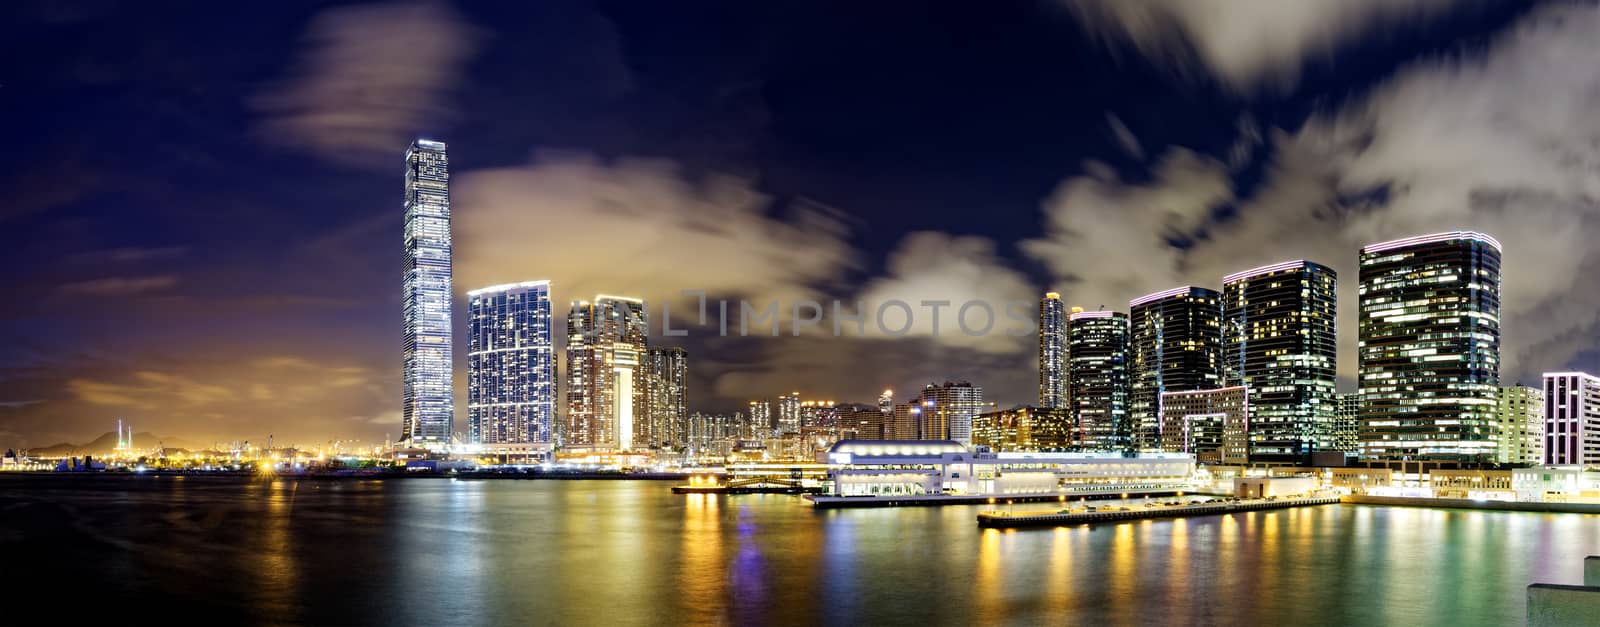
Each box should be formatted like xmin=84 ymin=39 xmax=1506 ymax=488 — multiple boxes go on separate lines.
xmin=399 ymin=140 xmax=688 ymax=458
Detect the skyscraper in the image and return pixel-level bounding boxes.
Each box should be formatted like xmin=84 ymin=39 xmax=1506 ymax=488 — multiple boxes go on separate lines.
xmin=1497 ymin=385 xmax=1544 ymax=465
xmin=1334 ymin=393 xmax=1361 ymax=454
xmin=1128 ymin=286 xmax=1224 ymax=451
xmin=1069 ymin=310 xmax=1130 ymax=451
xmin=1358 ymin=232 xmax=1501 ymax=462
xmin=467 ymin=281 xmax=554 ymax=450
xmin=646 ymin=346 xmax=689 ymax=449
xmin=1039 ymin=292 xmax=1068 ymax=409
xmin=401 ymin=138 xmax=454 ymax=449
xmin=565 ymin=296 xmax=649 ymax=451
xmin=1159 ymin=386 xmax=1248 ymax=465
xmin=1543 ymin=372 xmax=1600 ymax=466
xmin=1223 ymin=260 xmax=1337 ymax=462
xmin=918 ymin=381 xmax=984 ymax=445
xmin=777 ymin=393 xmax=802 ymax=436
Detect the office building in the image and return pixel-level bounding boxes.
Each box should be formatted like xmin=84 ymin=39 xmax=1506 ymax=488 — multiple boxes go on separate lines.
xmin=1335 ymin=393 xmax=1360 ymax=454
xmin=1497 ymin=385 xmax=1544 ymax=465
xmin=1128 ymin=286 xmax=1224 ymax=451
xmin=1544 ymin=372 xmax=1600 ymax=466
xmin=972 ymin=406 xmax=1072 ymax=451
xmin=1159 ymin=386 xmax=1248 ymax=465
xmin=1069 ymin=311 xmax=1130 ymax=451
xmin=1358 ymin=232 xmax=1501 ymax=462
xmin=467 ymin=281 xmax=554 ymax=450
xmin=646 ymin=347 xmax=689 ymax=449
xmin=565 ymin=295 xmax=649 ymax=451
xmin=401 ymin=138 xmax=454 ymax=449
xmin=1223 ymin=260 xmax=1337 ymax=462
xmin=1039 ymin=292 xmax=1069 ymax=409
xmin=918 ymin=381 xmax=984 ymax=445
xmin=889 ymin=402 xmax=921 ymax=440
xmin=839 ymin=404 xmax=887 ymax=441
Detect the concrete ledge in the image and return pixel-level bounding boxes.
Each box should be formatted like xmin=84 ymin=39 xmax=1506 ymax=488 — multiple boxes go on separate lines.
xmin=1586 ymin=556 xmax=1600 ymax=587
xmin=1529 ymin=584 xmax=1600 ymax=627
xmin=1342 ymin=495 xmax=1600 ymax=514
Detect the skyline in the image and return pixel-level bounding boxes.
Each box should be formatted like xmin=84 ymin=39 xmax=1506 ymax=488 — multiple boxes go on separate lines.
xmin=6 ymin=1 xmax=1600 ymax=448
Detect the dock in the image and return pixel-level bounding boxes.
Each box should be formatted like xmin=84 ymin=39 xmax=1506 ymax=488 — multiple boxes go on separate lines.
xmin=975 ymin=496 xmax=1341 ymax=528
xmin=806 ymin=487 xmax=1224 ymax=509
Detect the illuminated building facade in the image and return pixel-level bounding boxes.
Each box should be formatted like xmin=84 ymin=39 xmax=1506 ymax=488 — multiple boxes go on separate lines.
xmin=1039 ymin=292 xmax=1068 ymax=409
xmin=1335 ymin=393 xmax=1360 ymax=453
xmin=917 ymin=381 xmax=984 ymax=445
xmin=1223 ymin=260 xmax=1337 ymax=462
xmin=777 ymin=393 xmax=802 ymax=436
xmin=1128 ymin=286 xmax=1224 ymax=451
xmin=401 ymin=138 xmax=454 ymax=448
xmin=1358 ymin=232 xmax=1501 ymax=462
xmin=467 ymin=281 xmax=554 ymax=448
xmin=1159 ymin=386 xmax=1248 ymax=465
xmin=839 ymin=404 xmax=887 ymax=440
xmin=1497 ymin=385 xmax=1544 ymax=465
xmin=1069 ymin=311 xmax=1129 ymax=451
xmin=889 ymin=402 xmax=921 ymax=440
xmin=748 ymin=399 xmax=772 ymax=437
xmin=1544 ymin=372 xmax=1600 ymax=466
xmin=972 ymin=406 xmax=1072 ymax=451
xmin=565 ymin=296 xmax=649 ymax=451
xmin=646 ymin=346 xmax=688 ymax=449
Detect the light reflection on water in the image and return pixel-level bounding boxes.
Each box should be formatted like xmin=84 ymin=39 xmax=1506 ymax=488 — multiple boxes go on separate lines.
xmin=5 ymin=477 xmax=1600 ymax=625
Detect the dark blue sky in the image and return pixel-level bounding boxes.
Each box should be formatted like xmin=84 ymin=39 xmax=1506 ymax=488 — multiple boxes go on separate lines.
xmin=5 ymin=0 xmax=1594 ymax=447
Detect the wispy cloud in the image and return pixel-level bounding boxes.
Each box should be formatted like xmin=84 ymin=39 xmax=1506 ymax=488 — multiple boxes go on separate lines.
xmin=70 ymin=246 xmax=188 ymax=264
xmin=58 ymin=275 xmax=179 ymax=296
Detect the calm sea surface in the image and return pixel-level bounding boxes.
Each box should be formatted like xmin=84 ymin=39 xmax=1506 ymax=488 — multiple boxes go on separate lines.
xmin=1 ymin=475 xmax=1597 ymax=625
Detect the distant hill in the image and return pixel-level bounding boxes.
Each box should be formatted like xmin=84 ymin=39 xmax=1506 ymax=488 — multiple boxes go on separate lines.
xmin=28 ymin=431 xmax=201 ymax=456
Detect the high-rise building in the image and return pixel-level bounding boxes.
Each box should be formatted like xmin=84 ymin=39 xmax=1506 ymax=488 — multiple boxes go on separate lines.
xmin=1497 ymin=385 xmax=1544 ymax=465
xmin=1128 ymin=286 xmax=1224 ymax=451
xmin=1358 ymin=232 xmax=1501 ymax=462
xmin=889 ymin=402 xmax=921 ymax=440
xmin=646 ymin=346 xmax=689 ymax=449
xmin=1159 ymin=386 xmax=1248 ymax=465
xmin=401 ymin=138 xmax=454 ymax=449
xmin=1543 ymin=372 xmax=1600 ymax=466
xmin=565 ymin=296 xmax=649 ymax=451
xmin=918 ymin=381 xmax=984 ymax=445
xmin=748 ymin=399 xmax=772 ymax=437
xmin=840 ymin=404 xmax=887 ymax=440
xmin=777 ymin=393 xmax=802 ymax=437
xmin=1334 ymin=393 xmax=1361 ymax=454
xmin=1223 ymin=260 xmax=1337 ymax=462
xmin=467 ymin=281 xmax=554 ymax=449
xmin=878 ymin=389 xmax=894 ymax=417
xmin=972 ymin=406 xmax=1072 ymax=451
xmin=1069 ymin=311 xmax=1130 ymax=451
xmin=1039 ymin=292 xmax=1069 ymax=409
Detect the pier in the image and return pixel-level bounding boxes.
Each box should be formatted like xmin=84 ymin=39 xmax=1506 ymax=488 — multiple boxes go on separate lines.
xmin=975 ymin=496 xmax=1341 ymax=528
xmin=806 ymin=487 xmax=1225 ymax=509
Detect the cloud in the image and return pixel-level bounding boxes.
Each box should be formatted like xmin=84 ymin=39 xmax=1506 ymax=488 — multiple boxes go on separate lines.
xmin=58 ymin=275 xmax=179 ymax=296
xmin=852 ymin=232 xmax=1038 ymax=353
xmin=69 ymin=246 xmax=188 ymax=264
xmin=453 ymin=152 xmax=857 ymax=309
xmin=1068 ymin=0 xmax=1468 ymax=90
xmin=1022 ymin=148 xmax=1232 ymax=311
xmin=253 ymin=1 xmax=481 ymax=167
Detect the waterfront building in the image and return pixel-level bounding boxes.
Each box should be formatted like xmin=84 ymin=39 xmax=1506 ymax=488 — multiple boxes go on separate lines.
xmin=1359 ymin=232 xmax=1501 ymax=462
xmin=777 ymin=393 xmax=802 ymax=437
xmin=972 ymin=406 xmax=1072 ymax=451
xmin=646 ymin=346 xmax=689 ymax=449
xmin=1159 ymin=386 xmax=1248 ymax=465
xmin=1128 ymin=287 xmax=1224 ymax=451
xmin=1543 ymin=372 xmax=1600 ymax=466
xmin=401 ymin=138 xmax=454 ymax=449
xmin=889 ymin=402 xmax=921 ymax=440
xmin=1223 ymin=260 xmax=1337 ymax=462
xmin=1335 ymin=393 xmax=1360 ymax=454
xmin=1039 ymin=292 xmax=1069 ymax=409
xmin=918 ymin=381 xmax=984 ymax=445
xmin=565 ymin=295 xmax=649 ymax=451
xmin=466 ymin=281 xmax=554 ymax=452
xmin=1497 ymin=385 xmax=1544 ymax=465
xmin=821 ymin=440 xmax=1194 ymax=497
xmin=1068 ymin=311 xmax=1130 ymax=451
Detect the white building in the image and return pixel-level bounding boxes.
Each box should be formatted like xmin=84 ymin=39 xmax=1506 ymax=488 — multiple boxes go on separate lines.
xmin=821 ymin=440 xmax=1193 ymax=497
xmin=1497 ymin=385 xmax=1544 ymax=465
xmin=1544 ymin=372 xmax=1600 ymax=466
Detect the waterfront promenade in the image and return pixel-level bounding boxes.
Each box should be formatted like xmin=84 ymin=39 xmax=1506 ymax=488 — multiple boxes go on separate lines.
xmin=976 ymin=496 xmax=1341 ymax=528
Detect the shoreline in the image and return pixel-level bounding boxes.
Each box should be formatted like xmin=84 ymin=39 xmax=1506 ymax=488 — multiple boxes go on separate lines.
xmin=0 ymin=471 xmax=689 ymax=482
xmin=1341 ymin=494 xmax=1600 ymax=515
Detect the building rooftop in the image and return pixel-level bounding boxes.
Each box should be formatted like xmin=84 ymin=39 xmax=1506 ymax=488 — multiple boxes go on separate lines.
xmin=1361 ymin=231 xmax=1502 ymax=255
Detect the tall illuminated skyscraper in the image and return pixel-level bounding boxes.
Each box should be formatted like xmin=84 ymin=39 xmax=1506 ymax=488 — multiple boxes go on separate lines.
xmin=646 ymin=346 xmax=689 ymax=449
xmin=467 ymin=281 xmax=554 ymax=449
xmin=918 ymin=381 xmax=983 ymax=445
xmin=565 ymin=295 xmax=649 ymax=451
xmin=1128 ymin=286 xmax=1223 ymax=451
xmin=1223 ymin=260 xmax=1337 ymax=462
xmin=1039 ymin=292 xmax=1068 ymax=409
xmin=1358 ymin=232 xmax=1500 ymax=462
xmin=1069 ymin=310 xmax=1129 ymax=451
xmin=401 ymin=138 xmax=454 ymax=449
xmin=1542 ymin=372 xmax=1599 ymax=466
xmin=777 ymin=393 xmax=802 ymax=436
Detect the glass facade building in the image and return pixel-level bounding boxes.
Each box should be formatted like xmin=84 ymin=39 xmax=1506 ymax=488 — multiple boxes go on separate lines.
xmin=646 ymin=346 xmax=689 ymax=449
xmin=917 ymin=381 xmax=984 ymax=446
xmin=565 ymin=296 xmax=649 ymax=451
xmin=1358 ymin=232 xmax=1500 ymax=462
xmin=1223 ymin=260 xmax=1337 ymax=462
xmin=1159 ymin=386 xmax=1249 ymax=465
xmin=1068 ymin=311 xmax=1130 ymax=451
xmin=1543 ymin=372 xmax=1600 ymax=466
xmin=467 ymin=281 xmax=554 ymax=447
xmin=1038 ymin=293 xmax=1068 ymax=409
xmin=1129 ymin=286 xmax=1224 ymax=452
xmin=401 ymin=138 xmax=454 ymax=449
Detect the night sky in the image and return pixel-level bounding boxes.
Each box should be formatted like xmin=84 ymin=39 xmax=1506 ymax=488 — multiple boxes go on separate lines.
xmin=4 ymin=0 xmax=1598 ymax=448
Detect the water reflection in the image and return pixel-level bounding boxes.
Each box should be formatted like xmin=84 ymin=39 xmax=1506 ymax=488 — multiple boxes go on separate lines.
xmin=679 ymin=494 xmax=725 ymax=624
xmin=253 ymin=479 xmax=299 ymax=624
